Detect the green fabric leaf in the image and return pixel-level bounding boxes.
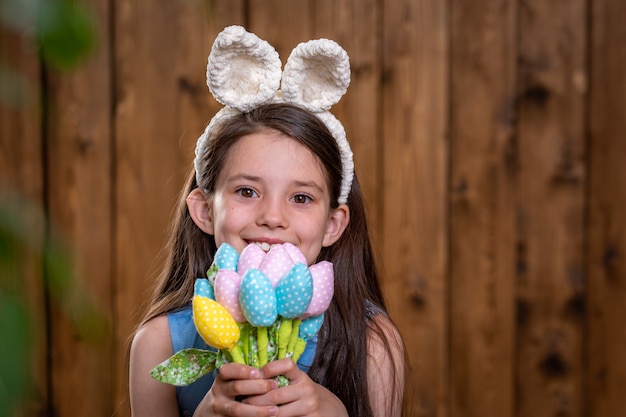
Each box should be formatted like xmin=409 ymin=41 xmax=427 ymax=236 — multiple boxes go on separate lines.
xmin=244 ymin=326 xmax=258 ymax=367
xmin=150 ymin=348 xmax=216 ymax=386
xmin=274 ymin=375 xmax=289 ymax=387
xmin=206 ymin=262 xmax=219 ymax=284
xmin=267 ymin=320 xmax=280 ymax=362
xmin=215 ymin=349 xmax=229 ymax=369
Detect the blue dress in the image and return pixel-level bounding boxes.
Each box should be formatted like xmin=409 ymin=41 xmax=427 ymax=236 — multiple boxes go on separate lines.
xmin=168 ymin=307 xmax=318 ymax=417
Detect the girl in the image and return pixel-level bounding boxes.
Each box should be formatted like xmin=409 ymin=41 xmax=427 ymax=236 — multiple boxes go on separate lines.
xmin=129 ymin=27 xmax=405 ymax=417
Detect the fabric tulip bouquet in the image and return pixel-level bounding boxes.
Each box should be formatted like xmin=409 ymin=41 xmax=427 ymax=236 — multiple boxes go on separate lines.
xmin=150 ymin=242 xmax=334 ymax=387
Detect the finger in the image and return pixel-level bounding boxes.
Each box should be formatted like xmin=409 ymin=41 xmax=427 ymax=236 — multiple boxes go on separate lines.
xmin=216 ymin=399 xmax=279 ymax=417
xmin=215 ymin=364 xmax=279 ymax=399
xmin=259 ymin=358 xmax=300 ymax=379
xmin=217 ymin=363 xmax=262 ymax=382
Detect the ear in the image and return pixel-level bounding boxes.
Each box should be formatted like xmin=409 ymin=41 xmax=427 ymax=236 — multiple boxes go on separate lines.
xmin=322 ymin=204 xmax=350 ymax=247
xmin=186 ymin=188 xmax=214 ymax=235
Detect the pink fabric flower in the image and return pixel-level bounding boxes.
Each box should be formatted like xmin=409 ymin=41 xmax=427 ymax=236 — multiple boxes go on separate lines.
xmin=303 ymin=261 xmax=334 ymax=318
xmin=214 ymin=269 xmax=246 ymax=322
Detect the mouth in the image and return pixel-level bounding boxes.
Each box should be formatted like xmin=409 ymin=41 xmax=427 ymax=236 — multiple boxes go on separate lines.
xmin=247 ymin=241 xmax=282 ymax=252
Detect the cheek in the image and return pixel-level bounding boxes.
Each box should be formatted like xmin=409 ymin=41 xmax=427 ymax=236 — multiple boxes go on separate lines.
xmin=301 ymin=222 xmax=330 ymax=262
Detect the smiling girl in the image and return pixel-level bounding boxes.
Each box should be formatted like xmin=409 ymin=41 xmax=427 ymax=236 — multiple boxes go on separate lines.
xmin=129 ymin=27 xmax=405 ymax=417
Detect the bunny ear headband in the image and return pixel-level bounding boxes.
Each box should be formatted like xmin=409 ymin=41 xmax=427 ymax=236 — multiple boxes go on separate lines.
xmin=194 ymin=25 xmax=354 ymax=204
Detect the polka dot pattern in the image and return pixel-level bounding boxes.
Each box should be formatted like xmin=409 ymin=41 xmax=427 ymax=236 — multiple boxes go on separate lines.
xmin=276 ymin=263 xmax=313 ymax=319
xmin=259 ymin=245 xmax=295 ymax=287
xmin=238 ymin=243 xmax=265 ymax=276
xmin=304 ymin=261 xmax=334 ymax=317
xmin=299 ymin=313 xmax=325 ymax=339
xmin=239 ymin=268 xmax=278 ymax=326
xmin=193 ymin=280 xmax=240 ymax=349
xmin=214 ymin=243 xmax=239 ymax=270
xmin=214 ymin=269 xmax=246 ymax=322
xmin=195 ymin=278 xmax=215 ymax=300
xmin=282 ymin=242 xmax=307 ymax=265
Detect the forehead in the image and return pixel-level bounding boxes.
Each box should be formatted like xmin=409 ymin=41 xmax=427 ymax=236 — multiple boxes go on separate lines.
xmin=221 ymin=129 xmax=328 ymax=183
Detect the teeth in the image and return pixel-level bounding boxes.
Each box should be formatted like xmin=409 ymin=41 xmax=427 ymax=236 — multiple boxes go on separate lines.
xmin=254 ymin=242 xmax=275 ymax=252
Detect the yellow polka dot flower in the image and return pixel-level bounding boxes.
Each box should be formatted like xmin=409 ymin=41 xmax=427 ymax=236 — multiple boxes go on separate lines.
xmin=192 ymin=279 xmax=240 ymax=350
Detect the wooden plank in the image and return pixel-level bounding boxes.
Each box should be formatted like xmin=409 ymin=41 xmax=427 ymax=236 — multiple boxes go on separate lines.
xmin=382 ymin=1 xmax=449 ymax=415
xmin=0 ymin=22 xmax=48 ymax=416
xmin=587 ymin=0 xmax=626 ymax=415
xmin=113 ymin=1 xmax=245 ymax=415
xmin=449 ymin=1 xmax=517 ymax=416
xmin=248 ymin=1 xmax=313 ymax=58
xmin=44 ymin=0 xmax=113 ymax=415
xmin=312 ymin=0 xmax=382 ymax=237
xmin=516 ymin=1 xmax=587 ymax=416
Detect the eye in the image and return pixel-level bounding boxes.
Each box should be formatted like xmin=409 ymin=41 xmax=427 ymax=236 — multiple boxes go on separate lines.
xmin=291 ymin=194 xmax=312 ymax=204
xmin=237 ymin=187 xmax=258 ymax=198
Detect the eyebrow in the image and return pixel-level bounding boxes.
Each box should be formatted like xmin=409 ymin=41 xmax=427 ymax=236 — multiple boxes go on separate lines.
xmin=226 ymin=174 xmax=261 ymax=183
xmin=226 ymin=174 xmax=325 ymax=193
xmin=293 ymin=180 xmax=325 ymax=194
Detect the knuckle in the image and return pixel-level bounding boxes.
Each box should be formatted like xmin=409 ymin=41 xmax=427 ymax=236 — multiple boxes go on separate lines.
xmin=231 ymin=379 xmax=247 ymax=393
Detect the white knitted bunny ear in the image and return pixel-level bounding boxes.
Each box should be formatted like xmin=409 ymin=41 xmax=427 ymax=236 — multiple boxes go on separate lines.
xmin=281 ymin=39 xmax=351 ymax=112
xmin=207 ymin=25 xmax=282 ymax=112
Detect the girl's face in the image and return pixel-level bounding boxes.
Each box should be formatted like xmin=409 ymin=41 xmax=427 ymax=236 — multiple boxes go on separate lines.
xmin=191 ymin=129 xmax=349 ymax=265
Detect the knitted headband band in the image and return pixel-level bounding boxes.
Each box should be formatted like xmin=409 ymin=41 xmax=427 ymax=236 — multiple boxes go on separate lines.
xmin=194 ymin=25 xmax=354 ymax=204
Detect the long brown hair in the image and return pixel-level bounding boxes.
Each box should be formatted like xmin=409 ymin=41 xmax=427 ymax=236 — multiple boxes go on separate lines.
xmin=139 ymin=103 xmax=403 ymax=416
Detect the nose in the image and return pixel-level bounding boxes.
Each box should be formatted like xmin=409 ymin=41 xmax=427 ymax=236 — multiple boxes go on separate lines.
xmin=256 ymin=196 xmax=288 ymax=229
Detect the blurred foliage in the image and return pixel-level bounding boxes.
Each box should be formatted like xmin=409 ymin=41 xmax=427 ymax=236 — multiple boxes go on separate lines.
xmin=0 ymin=0 xmax=97 ymax=108
xmin=1 ymin=0 xmax=103 ymax=415
xmin=0 ymin=0 xmax=97 ymax=69
xmin=0 ymin=192 xmax=45 ymax=417
xmin=0 ymin=191 xmax=109 ymax=416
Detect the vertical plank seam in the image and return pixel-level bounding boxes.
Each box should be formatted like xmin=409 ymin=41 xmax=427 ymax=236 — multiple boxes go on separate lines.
xmin=445 ymin=1 xmax=453 ymax=416
xmin=581 ymin=0 xmax=592 ymax=415
xmin=108 ymin=0 xmax=121 ymax=412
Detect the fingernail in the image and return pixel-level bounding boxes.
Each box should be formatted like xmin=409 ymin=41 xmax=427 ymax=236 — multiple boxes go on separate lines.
xmin=250 ymin=368 xmax=260 ymax=379
xmin=269 ymin=406 xmax=279 ymax=416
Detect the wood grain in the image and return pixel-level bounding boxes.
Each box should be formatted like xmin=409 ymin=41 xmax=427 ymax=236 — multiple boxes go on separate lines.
xmin=3 ymin=1 xmax=626 ymax=415
xmin=587 ymin=0 xmax=626 ymax=415
xmin=449 ymin=1 xmax=517 ymax=416
xmin=383 ymin=1 xmax=449 ymax=415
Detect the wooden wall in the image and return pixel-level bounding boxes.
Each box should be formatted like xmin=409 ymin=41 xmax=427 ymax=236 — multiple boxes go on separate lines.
xmin=1 ymin=0 xmax=625 ymax=416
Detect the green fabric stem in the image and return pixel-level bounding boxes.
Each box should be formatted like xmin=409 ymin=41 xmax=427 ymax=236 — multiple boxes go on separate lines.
xmin=286 ymin=319 xmax=301 ymax=358
xmin=239 ymin=323 xmax=250 ymax=362
xmin=228 ymin=344 xmax=245 ymax=364
xmin=258 ymin=327 xmax=269 ymax=367
xmin=292 ymin=338 xmax=307 ymax=363
xmin=277 ymin=318 xmax=292 ymax=358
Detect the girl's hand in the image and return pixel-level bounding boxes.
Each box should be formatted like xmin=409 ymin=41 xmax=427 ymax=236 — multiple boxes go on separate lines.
xmin=194 ymin=363 xmax=279 ymax=417
xmin=243 ymin=359 xmax=348 ymax=417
